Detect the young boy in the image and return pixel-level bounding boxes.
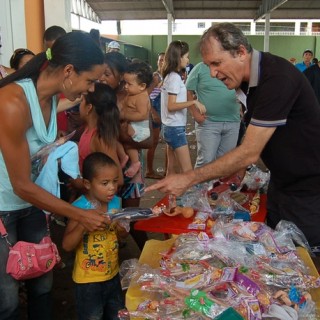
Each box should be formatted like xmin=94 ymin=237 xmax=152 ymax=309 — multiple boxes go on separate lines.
xmin=62 ymin=152 xmax=127 ymax=320
xmin=119 ymin=61 xmax=153 ymax=178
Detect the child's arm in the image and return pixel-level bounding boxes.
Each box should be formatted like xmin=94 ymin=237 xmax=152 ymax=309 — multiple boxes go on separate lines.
xmin=62 ymin=219 xmax=86 ymax=252
xmin=123 ymin=93 xmax=150 ymax=122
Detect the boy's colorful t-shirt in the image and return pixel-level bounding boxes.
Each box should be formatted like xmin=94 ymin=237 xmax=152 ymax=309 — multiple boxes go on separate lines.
xmin=71 ymin=195 xmax=121 ymax=284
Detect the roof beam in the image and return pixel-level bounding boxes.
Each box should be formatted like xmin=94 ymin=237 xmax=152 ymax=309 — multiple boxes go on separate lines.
xmin=162 ymin=0 xmax=175 ymax=19
xmin=254 ymin=0 xmax=288 ymax=21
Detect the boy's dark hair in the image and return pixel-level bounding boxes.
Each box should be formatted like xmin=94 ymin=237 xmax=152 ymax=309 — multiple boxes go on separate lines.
xmin=82 ymin=152 xmax=117 ymax=181
xmin=43 ymin=25 xmax=67 ymax=41
xmin=89 ymin=29 xmax=101 ymax=47
xmin=125 ymin=61 xmax=153 ymax=88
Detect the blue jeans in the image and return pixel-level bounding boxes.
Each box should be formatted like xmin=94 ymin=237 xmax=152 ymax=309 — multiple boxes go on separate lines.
xmin=162 ymin=125 xmax=188 ymax=150
xmin=195 ymin=120 xmax=240 ymax=168
xmin=75 ymin=273 xmax=125 ymax=320
xmin=0 ymin=206 xmax=53 ymax=320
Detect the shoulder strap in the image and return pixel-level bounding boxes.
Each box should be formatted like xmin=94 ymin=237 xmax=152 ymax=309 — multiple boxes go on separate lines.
xmin=0 ymin=217 xmax=8 ymax=237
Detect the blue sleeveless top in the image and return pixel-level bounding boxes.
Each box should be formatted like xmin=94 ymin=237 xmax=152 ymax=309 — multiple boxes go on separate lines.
xmin=0 ymin=79 xmax=57 ymax=210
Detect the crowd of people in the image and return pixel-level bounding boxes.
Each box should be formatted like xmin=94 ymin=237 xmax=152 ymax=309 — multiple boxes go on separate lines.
xmin=1 ymin=22 xmax=320 ymax=320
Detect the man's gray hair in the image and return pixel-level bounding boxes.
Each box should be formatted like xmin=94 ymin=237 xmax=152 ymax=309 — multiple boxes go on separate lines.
xmin=200 ymin=23 xmax=252 ymax=56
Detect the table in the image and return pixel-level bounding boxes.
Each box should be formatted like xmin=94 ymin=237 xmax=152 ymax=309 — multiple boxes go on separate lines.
xmin=135 ymin=192 xmax=267 ymax=237
xmin=126 ymin=238 xmax=320 ymax=312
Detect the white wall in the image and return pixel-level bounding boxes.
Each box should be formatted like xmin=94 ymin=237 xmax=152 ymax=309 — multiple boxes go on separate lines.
xmin=44 ymin=0 xmax=72 ymax=32
xmin=0 ymin=0 xmax=26 ymax=66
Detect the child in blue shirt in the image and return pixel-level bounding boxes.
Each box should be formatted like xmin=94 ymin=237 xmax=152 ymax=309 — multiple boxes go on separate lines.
xmin=63 ymin=152 xmax=127 ymax=320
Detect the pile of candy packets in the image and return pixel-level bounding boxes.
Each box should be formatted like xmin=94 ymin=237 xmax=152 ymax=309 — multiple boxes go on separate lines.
xmin=119 ymin=220 xmax=320 ymax=319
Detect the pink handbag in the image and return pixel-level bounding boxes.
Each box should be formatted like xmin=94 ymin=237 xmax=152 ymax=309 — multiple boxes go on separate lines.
xmin=0 ymin=216 xmax=61 ymax=280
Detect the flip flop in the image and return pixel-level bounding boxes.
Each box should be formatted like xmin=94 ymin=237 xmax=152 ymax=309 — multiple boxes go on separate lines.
xmin=145 ymin=173 xmax=164 ymax=179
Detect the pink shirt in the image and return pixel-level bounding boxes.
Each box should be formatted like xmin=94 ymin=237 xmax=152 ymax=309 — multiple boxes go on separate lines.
xmin=78 ymin=127 xmax=96 ymax=172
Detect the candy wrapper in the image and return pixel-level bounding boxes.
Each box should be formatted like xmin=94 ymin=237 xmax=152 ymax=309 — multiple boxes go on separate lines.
xmin=249 ymin=190 xmax=260 ymax=215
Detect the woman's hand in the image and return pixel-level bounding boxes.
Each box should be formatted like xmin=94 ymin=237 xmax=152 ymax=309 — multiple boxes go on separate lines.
xmin=194 ymin=100 xmax=206 ymax=115
xmin=79 ymin=209 xmax=111 ymax=232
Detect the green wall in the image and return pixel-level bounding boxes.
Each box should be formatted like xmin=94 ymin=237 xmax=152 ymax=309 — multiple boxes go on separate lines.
xmin=119 ymin=34 xmax=320 ymax=70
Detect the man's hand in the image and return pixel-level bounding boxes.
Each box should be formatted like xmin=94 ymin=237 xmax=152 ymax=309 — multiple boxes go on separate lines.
xmin=145 ymin=173 xmax=193 ymax=196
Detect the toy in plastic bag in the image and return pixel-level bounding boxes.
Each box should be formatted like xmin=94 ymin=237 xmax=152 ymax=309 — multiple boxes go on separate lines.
xmin=31 ymin=130 xmax=76 ymax=177
xmin=180 ymin=183 xmax=212 ymax=214
xmin=107 ymin=207 xmax=159 ymax=222
xmin=241 ymin=165 xmax=270 ymax=192
xmin=275 ymin=220 xmax=313 ymax=255
xmin=185 ymin=289 xmax=227 ymax=318
xmin=212 ymin=193 xmax=249 ymax=218
xmin=119 ymin=258 xmax=140 ymax=290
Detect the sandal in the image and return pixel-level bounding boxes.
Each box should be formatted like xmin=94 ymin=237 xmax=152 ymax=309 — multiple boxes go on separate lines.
xmin=145 ymin=172 xmax=164 ymax=179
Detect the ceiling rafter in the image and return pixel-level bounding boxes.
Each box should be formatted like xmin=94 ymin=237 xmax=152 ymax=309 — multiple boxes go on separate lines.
xmin=85 ymin=0 xmax=320 ymax=21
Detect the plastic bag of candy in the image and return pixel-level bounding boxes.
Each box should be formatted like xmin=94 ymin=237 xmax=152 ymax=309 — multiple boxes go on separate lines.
xmin=241 ymin=165 xmax=270 ymax=192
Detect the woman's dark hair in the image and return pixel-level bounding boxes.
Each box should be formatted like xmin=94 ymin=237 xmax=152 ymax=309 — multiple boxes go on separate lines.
xmin=82 ymin=152 xmax=117 ymax=181
xmin=125 ymin=61 xmax=153 ymax=88
xmin=104 ymin=51 xmax=129 ymax=77
xmin=83 ymin=83 xmax=120 ymax=147
xmin=162 ymin=40 xmax=189 ymax=79
xmin=0 ymin=31 xmax=104 ymax=88
xmin=10 ymin=48 xmax=35 ymax=70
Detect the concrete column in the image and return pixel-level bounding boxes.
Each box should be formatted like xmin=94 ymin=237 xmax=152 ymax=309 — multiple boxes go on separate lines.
xmin=250 ymin=21 xmax=256 ymax=35
xmin=307 ymin=21 xmax=312 ymax=35
xmin=167 ymin=13 xmax=173 ymax=45
xmin=264 ymin=13 xmax=270 ymax=52
xmin=25 ymin=0 xmax=45 ymax=53
xmin=295 ymin=21 xmax=301 ymax=35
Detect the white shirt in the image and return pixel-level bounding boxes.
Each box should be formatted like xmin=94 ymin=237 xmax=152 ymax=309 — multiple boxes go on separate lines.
xmin=161 ymin=72 xmax=187 ymax=126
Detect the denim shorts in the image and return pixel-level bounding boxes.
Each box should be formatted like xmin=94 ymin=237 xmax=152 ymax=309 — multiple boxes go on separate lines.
xmin=162 ymin=124 xmax=188 ymax=150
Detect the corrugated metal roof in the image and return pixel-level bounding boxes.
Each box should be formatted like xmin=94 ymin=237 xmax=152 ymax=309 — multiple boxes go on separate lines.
xmin=85 ymin=0 xmax=320 ymax=21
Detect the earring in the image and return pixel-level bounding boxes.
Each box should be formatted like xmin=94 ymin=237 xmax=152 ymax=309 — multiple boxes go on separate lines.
xmin=62 ymin=78 xmax=73 ymax=92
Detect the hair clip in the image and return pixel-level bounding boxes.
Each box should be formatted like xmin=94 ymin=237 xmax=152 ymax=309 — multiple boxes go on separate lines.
xmin=46 ymin=48 xmax=52 ymax=61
